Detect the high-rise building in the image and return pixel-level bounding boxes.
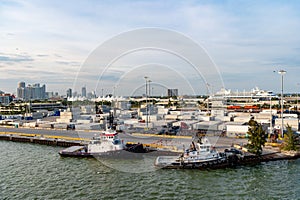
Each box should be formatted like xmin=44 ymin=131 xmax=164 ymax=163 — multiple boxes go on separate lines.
xmin=67 ymin=88 xmax=72 ymax=98
xmin=17 ymin=82 xmax=26 ymax=99
xmin=0 ymin=93 xmax=13 ymax=105
xmin=72 ymin=91 xmax=77 ymax=97
xmin=17 ymin=82 xmax=46 ymax=100
xmin=18 ymin=82 xmax=25 ymax=88
xmin=167 ymin=89 xmax=178 ymax=97
xmin=46 ymin=92 xmax=54 ymax=98
xmin=82 ymin=86 xmax=86 ymax=97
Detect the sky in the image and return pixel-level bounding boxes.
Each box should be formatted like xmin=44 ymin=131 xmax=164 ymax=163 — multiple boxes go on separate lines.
xmin=1 ymin=0 xmax=300 ymax=96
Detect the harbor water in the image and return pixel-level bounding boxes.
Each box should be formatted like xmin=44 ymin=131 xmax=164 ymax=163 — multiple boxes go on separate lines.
xmin=1 ymin=141 xmax=300 ymax=199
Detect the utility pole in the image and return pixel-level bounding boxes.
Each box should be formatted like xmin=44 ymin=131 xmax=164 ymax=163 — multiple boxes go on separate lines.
xmin=148 ymin=79 xmax=152 ymax=125
xmin=297 ymin=83 xmax=300 ymax=112
xmin=278 ymin=70 xmax=286 ymax=138
xmin=269 ymin=96 xmax=272 ymax=136
xmin=144 ymin=76 xmax=149 ymax=129
xmin=101 ymin=88 xmax=104 ymax=106
xmin=206 ymin=83 xmax=210 ymax=113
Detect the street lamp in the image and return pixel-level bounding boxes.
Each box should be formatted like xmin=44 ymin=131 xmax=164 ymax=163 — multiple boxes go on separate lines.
xmin=152 ymin=86 xmax=155 ymax=106
xmin=297 ymin=83 xmax=300 ymax=112
xmin=278 ymin=70 xmax=286 ymax=138
xmin=144 ymin=76 xmax=149 ymax=129
xmin=112 ymin=86 xmax=117 ymax=118
xmin=269 ymin=96 xmax=272 ymax=136
xmin=148 ymin=80 xmax=152 ymax=124
xmin=206 ymin=83 xmax=210 ymax=112
xmin=101 ymin=88 xmax=104 ymax=106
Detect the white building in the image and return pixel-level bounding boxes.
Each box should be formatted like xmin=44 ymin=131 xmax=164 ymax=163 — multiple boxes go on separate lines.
xmin=225 ymin=122 xmax=249 ymax=137
xmin=275 ymin=118 xmax=299 ymax=131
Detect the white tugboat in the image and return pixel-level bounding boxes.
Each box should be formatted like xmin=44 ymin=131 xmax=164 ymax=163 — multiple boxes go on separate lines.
xmin=155 ymin=137 xmax=226 ymax=169
xmin=59 ymin=129 xmax=126 ymax=157
xmin=59 ymin=128 xmax=155 ymax=158
xmin=87 ymin=130 xmax=125 ymax=154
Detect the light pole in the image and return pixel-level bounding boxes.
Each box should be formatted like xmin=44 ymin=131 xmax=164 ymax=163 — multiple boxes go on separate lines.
xmin=206 ymin=83 xmax=210 ymax=112
xmin=297 ymin=83 xmax=300 ymax=112
xmin=144 ymin=76 xmax=149 ymax=129
xmin=101 ymin=88 xmax=104 ymax=106
xmin=269 ymin=96 xmax=272 ymax=136
xmin=148 ymin=79 xmax=152 ymax=125
xmin=151 ymin=86 xmax=154 ymax=105
xmin=112 ymin=86 xmax=117 ymax=118
xmin=278 ymin=70 xmax=286 ymax=138
xmin=148 ymin=80 xmax=151 ymax=97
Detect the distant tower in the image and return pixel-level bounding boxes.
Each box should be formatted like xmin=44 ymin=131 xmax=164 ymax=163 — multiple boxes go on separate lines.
xmin=167 ymin=89 xmax=178 ymax=97
xmin=67 ymin=88 xmax=72 ymax=98
xmin=18 ymin=82 xmax=25 ymax=88
xmin=82 ymin=86 xmax=87 ymax=97
xmin=17 ymin=81 xmax=26 ymax=99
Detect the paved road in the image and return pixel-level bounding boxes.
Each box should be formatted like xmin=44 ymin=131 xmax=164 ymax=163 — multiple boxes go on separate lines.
xmin=0 ymin=126 xmax=181 ymax=142
xmin=2 ymin=126 xmax=279 ymax=155
xmin=0 ymin=126 xmax=92 ymax=138
xmin=0 ymin=126 xmax=247 ymax=151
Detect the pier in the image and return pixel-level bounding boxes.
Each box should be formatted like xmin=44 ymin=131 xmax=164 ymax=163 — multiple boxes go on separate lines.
xmin=1 ymin=127 xmax=299 ymax=169
xmin=0 ymin=132 xmax=85 ymax=147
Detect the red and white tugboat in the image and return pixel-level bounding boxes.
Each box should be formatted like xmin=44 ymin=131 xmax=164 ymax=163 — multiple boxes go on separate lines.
xmin=87 ymin=130 xmax=125 ymax=154
xmin=59 ymin=129 xmax=125 ymax=157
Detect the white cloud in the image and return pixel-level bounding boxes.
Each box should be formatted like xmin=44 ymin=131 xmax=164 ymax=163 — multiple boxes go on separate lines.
xmin=1 ymin=0 xmax=300 ymax=94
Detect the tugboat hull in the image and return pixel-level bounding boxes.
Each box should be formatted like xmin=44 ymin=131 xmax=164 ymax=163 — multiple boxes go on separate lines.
xmin=155 ymin=155 xmax=228 ymax=169
xmin=59 ymin=144 xmax=162 ymax=159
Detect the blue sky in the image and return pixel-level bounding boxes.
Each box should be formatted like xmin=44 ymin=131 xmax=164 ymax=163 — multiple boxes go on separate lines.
xmin=1 ymin=0 xmax=300 ymax=95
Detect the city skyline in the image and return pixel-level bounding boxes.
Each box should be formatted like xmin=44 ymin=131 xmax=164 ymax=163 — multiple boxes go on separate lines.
xmin=6 ymin=81 xmax=300 ymax=98
xmin=1 ymin=1 xmax=300 ymax=95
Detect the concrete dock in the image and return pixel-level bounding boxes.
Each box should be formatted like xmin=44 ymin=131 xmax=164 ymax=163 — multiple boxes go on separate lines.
xmin=1 ymin=126 xmax=299 ymax=169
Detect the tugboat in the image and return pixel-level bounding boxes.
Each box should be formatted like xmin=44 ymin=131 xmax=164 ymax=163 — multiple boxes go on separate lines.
xmin=154 ymin=137 xmax=227 ymax=169
xmin=87 ymin=130 xmax=125 ymax=153
xmin=59 ymin=129 xmax=154 ymax=158
xmin=59 ymin=129 xmax=126 ymax=157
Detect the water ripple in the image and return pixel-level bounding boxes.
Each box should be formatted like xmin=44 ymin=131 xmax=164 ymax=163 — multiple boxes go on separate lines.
xmin=1 ymin=141 xmax=300 ymax=200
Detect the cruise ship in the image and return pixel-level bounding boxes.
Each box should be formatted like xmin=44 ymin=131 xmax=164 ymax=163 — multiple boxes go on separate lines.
xmin=215 ymin=87 xmax=278 ymax=99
